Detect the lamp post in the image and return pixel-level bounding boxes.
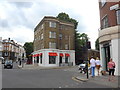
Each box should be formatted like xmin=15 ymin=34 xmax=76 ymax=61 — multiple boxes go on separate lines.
xmin=85 ymin=41 xmax=89 ymax=79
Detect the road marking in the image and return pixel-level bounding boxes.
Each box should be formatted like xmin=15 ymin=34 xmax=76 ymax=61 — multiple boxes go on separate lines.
xmin=72 ymin=77 xmax=82 ymax=83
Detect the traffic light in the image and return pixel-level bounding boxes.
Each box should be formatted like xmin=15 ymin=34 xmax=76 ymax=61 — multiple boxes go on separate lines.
xmin=87 ymin=41 xmax=91 ymax=49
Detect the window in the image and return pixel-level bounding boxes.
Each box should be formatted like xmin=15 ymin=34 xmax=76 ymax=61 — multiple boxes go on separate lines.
xmin=41 ymin=24 xmax=44 ymax=29
xmin=65 ymin=56 xmax=68 ymax=63
xmin=49 ymin=31 xmax=56 ymax=38
xmin=41 ymin=33 xmax=43 ymax=40
xmin=49 ymin=22 xmax=56 ymax=28
xmin=40 ymin=55 xmax=42 ymax=64
xmin=102 ymin=15 xmax=109 ymax=29
xmin=116 ymin=10 xmax=120 ymax=24
xmin=59 ymin=34 xmax=62 ymax=40
xmin=41 ymin=43 xmax=44 ymax=49
xmin=65 ymin=44 xmax=68 ymax=50
xmin=49 ymin=42 xmax=56 ymax=49
xmin=60 ymin=25 xmax=64 ymax=30
xmin=49 ymin=56 xmax=56 ymax=64
xmin=101 ymin=0 xmax=106 ymax=7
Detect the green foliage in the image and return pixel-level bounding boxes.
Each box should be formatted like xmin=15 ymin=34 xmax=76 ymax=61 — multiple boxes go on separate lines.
xmin=95 ymin=38 xmax=99 ymax=51
xmin=57 ymin=12 xmax=78 ymax=29
xmin=57 ymin=12 xmax=89 ymax=64
xmin=23 ymin=42 xmax=33 ymax=58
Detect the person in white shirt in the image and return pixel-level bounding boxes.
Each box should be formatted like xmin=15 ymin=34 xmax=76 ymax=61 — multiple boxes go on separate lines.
xmin=95 ymin=57 xmax=101 ymax=76
xmin=90 ymin=56 xmax=96 ymax=77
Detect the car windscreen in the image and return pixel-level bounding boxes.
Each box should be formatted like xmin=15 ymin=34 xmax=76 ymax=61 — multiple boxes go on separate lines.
xmin=5 ymin=61 xmax=12 ymax=64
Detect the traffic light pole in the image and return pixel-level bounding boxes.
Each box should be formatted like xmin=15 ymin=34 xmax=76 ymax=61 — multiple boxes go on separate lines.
xmin=85 ymin=41 xmax=89 ymax=79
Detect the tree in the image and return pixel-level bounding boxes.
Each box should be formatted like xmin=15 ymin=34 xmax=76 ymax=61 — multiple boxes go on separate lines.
xmin=23 ymin=42 xmax=33 ymax=58
xmin=95 ymin=38 xmax=99 ymax=51
xmin=57 ymin=12 xmax=89 ymax=64
xmin=57 ymin=12 xmax=78 ymax=29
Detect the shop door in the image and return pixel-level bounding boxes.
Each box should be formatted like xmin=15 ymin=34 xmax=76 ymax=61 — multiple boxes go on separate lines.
xmin=104 ymin=44 xmax=111 ymax=71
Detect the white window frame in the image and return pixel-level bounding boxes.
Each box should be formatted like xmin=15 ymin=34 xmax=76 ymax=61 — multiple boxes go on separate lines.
xmin=49 ymin=31 xmax=56 ymax=38
xmin=41 ymin=33 xmax=43 ymax=40
xmin=49 ymin=42 xmax=56 ymax=49
xmin=59 ymin=34 xmax=62 ymax=40
xmin=49 ymin=22 xmax=56 ymax=28
xmin=102 ymin=15 xmax=109 ymax=29
xmin=116 ymin=10 xmax=120 ymax=25
xmin=41 ymin=24 xmax=44 ymax=29
xmin=65 ymin=44 xmax=68 ymax=50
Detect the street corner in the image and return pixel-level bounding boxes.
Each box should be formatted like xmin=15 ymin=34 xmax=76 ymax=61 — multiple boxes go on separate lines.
xmin=73 ymin=76 xmax=89 ymax=82
xmin=17 ymin=65 xmax=22 ymax=69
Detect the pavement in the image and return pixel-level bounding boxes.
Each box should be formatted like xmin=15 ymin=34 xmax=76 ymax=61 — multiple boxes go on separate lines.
xmin=18 ymin=63 xmax=75 ymax=70
xmin=75 ymin=69 xmax=119 ymax=88
xmin=18 ymin=64 xmax=119 ymax=88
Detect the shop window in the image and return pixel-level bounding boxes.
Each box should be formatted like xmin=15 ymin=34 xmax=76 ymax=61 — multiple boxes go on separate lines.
xmin=40 ymin=55 xmax=42 ymax=64
xmin=116 ymin=10 xmax=120 ymax=24
xmin=59 ymin=56 xmax=62 ymax=63
xmin=65 ymin=56 xmax=68 ymax=63
xmin=49 ymin=56 xmax=56 ymax=64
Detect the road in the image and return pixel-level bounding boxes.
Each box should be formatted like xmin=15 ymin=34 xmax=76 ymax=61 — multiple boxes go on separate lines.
xmin=2 ymin=63 xmax=111 ymax=88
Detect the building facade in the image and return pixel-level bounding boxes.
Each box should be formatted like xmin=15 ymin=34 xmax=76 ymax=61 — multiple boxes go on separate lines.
xmin=98 ymin=0 xmax=120 ymax=75
xmin=0 ymin=37 xmax=2 ymax=58
xmin=2 ymin=38 xmax=26 ymax=62
xmin=32 ymin=16 xmax=75 ymax=67
xmin=88 ymin=49 xmax=100 ymax=60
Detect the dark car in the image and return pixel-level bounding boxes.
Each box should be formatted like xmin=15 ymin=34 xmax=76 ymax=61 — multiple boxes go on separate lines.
xmin=4 ymin=60 xmax=13 ymax=69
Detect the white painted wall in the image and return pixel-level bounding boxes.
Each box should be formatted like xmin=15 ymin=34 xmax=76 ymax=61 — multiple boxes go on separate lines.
xmin=111 ymin=38 xmax=120 ymax=75
xmin=32 ymin=49 xmax=75 ymax=67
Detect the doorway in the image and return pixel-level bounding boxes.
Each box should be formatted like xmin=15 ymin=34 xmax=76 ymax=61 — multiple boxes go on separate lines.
xmin=103 ymin=43 xmax=111 ymax=71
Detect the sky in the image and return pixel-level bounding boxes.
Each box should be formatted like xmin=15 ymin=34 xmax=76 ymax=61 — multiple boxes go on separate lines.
xmin=0 ymin=0 xmax=100 ymax=49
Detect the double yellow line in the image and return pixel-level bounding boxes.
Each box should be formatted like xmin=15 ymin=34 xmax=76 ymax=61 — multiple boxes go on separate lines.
xmin=72 ymin=77 xmax=82 ymax=83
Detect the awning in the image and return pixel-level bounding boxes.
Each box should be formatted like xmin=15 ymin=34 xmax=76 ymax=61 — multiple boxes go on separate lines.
xmin=65 ymin=53 xmax=70 ymax=57
xmin=32 ymin=54 xmax=41 ymax=57
xmin=49 ymin=52 xmax=58 ymax=56
xmin=60 ymin=53 xmax=64 ymax=57
xmin=39 ymin=53 xmax=42 ymax=56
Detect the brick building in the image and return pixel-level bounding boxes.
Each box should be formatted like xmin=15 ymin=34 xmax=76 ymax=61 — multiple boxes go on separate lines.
xmin=0 ymin=37 xmax=2 ymax=58
xmin=98 ymin=0 xmax=120 ymax=75
xmin=32 ymin=16 xmax=75 ymax=67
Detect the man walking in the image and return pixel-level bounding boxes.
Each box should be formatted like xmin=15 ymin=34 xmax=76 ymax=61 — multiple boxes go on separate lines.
xmin=90 ymin=56 xmax=96 ymax=77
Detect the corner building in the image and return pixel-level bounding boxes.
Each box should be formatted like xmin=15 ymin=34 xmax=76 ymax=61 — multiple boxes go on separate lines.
xmin=98 ymin=0 xmax=120 ymax=75
xmin=32 ymin=16 xmax=75 ymax=67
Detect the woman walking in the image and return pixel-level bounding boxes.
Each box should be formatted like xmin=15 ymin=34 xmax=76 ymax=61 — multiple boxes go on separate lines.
xmin=95 ymin=57 xmax=101 ymax=76
xmin=108 ymin=58 xmax=115 ymax=81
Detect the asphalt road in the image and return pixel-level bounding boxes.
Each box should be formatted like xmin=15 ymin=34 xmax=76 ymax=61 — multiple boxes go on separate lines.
xmin=2 ymin=63 xmax=111 ymax=88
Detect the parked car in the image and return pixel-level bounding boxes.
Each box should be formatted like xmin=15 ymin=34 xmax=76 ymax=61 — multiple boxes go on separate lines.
xmin=78 ymin=63 xmax=87 ymax=74
xmin=4 ymin=60 xmax=13 ymax=69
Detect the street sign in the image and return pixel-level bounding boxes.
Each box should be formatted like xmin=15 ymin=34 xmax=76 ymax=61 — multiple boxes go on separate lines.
xmin=110 ymin=4 xmax=119 ymax=10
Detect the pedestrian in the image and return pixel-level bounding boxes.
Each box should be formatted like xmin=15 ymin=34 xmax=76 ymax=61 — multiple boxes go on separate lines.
xmin=108 ymin=58 xmax=115 ymax=81
xmin=90 ymin=56 xmax=96 ymax=77
xmin=95 ymin=57 xmax=101 ymax=76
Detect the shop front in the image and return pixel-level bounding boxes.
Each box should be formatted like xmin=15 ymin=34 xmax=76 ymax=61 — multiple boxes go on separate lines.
xmin=32 ymin=49 xmax=75 ymax=67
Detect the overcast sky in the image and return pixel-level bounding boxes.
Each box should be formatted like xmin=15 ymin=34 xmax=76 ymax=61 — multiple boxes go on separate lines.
xmin=0 ymin=0 xmax=100 ymax=49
